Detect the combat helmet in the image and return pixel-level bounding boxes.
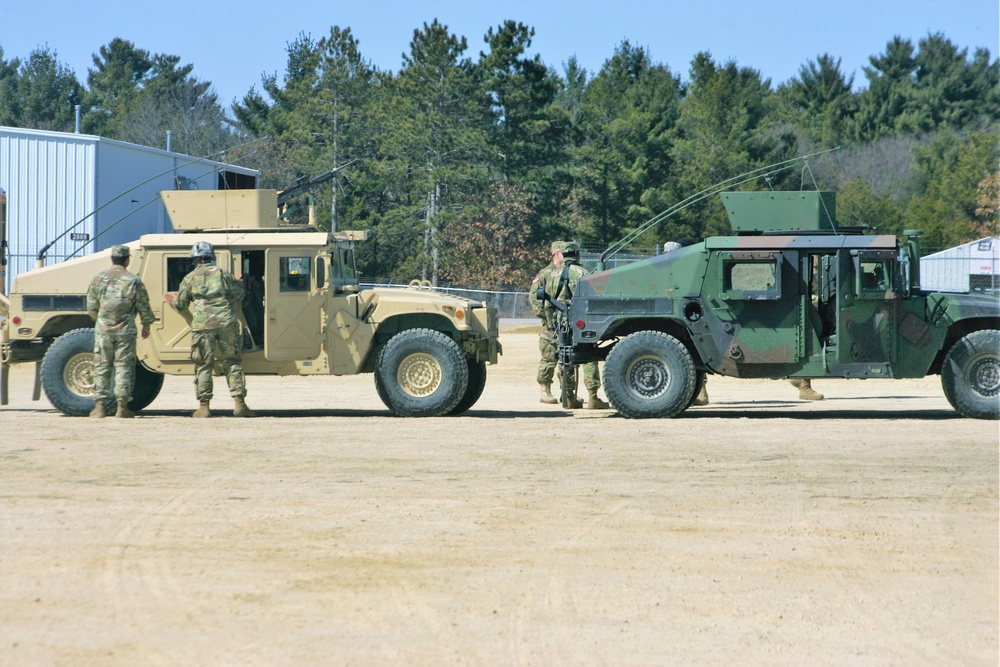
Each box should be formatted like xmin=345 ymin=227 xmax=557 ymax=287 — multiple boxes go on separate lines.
xmin=190 ymin=241 xmax=216 ymax=262
xmin=559 ymin=241 xmax=581 ymax=257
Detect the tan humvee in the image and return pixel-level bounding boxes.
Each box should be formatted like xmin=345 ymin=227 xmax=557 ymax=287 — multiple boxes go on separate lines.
xmin=0 ymin=189 xmax=500 ymax=417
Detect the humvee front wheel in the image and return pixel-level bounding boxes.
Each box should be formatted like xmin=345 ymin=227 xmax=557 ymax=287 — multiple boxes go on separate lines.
xmin=941 ymin=329 xmax=1000 ymax=420
xmin=603 ymin=331 xmax=696 ymax=419
xmin=40 ymin=328 xmax=164 ymax=416
xmin=374 ymin=329 xmax=469 ymax=417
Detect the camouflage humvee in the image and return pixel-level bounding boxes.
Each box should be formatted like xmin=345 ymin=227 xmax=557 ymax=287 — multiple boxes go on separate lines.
xmin=0 ymin=189 xmax=500 ymax=417
xmin=554 ymin=191 xmax=1000 ymax=420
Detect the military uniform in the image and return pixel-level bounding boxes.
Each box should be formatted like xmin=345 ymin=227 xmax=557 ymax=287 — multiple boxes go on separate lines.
xmin=86 ymin=245 xmax=155 ymax=418
xmin=172 ymin=250 xmax=253 ymax=417
xmin=530 ymin=251 xmax=560 ymax=403
xmin=541 ymin=242 xmax=608 ymax=409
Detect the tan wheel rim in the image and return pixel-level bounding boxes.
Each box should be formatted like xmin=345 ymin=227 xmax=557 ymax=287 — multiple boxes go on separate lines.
xmin=63 ymin=352 xmax=95 ymax=398
xmin=396 ymin=352 xmax=442 ymax=398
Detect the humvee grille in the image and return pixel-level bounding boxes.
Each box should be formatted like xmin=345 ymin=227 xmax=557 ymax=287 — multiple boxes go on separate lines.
xmin=22 ymin=295 xmax=87 ymax=312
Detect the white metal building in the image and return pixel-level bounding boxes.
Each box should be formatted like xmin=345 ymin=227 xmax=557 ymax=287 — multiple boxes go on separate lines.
xmin=920 ymin=237 xmax=999 ymax=294
xmin=0 ymin=126 xmax=257 ymax=293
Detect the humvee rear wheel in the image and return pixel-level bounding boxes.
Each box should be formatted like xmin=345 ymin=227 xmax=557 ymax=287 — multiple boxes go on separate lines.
xmin=41 ymin=328 xmax=164 ymax=416
xmin=374 ymin=329 xmax=469 ymax=417
xmin=603 ymin=331 xmax=696 ymax=419
xmin=941 ymin=329 xmax=1000 ymax=420
xmin=447 ymin=359 xmax=487 ymax=415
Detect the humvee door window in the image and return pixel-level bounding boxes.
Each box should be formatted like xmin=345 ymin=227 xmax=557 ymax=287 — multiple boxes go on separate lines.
xmin=860 ymin=262 xmax=889 ymax=291
xmin=166 ymin=257 xmax=193 ymax=291
xmin=722 ymin=256 xmax=781 ymax=300
xmin=852 ymin=251 xmax=897 ymax=299
xmin=339 ymin=244 xmax=358 ymax=283
xmin=279 ymin=256 xmax=311 ymax=292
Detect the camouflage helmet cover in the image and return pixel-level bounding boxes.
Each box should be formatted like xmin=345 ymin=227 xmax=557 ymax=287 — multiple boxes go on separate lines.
xmin=559 ymin=241 xmax=581 ymax=256
xmin=190 ymin=241 xmax=215 ymax=260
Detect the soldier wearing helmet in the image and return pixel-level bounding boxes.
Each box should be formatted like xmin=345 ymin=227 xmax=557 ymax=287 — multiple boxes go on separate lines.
xmin=541 ymin=241 xmax=611 ymax=410
xmin=164 ymin=241 xmax=255 ymax=417
xmin=530 ymin=241 xmax=563 ymax=404
xmin=85 ymin=244 xmax=156 ymax=418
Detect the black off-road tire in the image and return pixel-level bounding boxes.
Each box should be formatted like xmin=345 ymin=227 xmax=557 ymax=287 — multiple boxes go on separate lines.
xmin=603 ymin=331 xmax=696 ymax=419
xmin=130 ymin=364 xmax=165 ymax=412
xmin=40 ymin=328 xmax=163 ymax=416
xmin=447 ymin=359 xmax=487 ymax=415
xmin=940 ymin=329 xmax=1000 ymax=420
xmin=374 ymin=329 xmax=469 ymax=417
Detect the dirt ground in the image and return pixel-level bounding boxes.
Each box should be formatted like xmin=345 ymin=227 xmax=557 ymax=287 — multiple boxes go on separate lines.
xmin=0 ymin=324 xmax=997 ymax=666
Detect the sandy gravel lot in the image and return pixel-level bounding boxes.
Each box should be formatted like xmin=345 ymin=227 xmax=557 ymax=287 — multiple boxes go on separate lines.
xmin=1 ymin=324 xmax=997 ymax=666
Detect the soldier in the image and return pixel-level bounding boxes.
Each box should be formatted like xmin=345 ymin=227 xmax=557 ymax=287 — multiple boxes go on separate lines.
xmin=164 ymin=241 xmax=254 ymax=418
xmin=85 ymin=244 xmax=155 ymax=418
xmin=530 ymin=242 xmax=561 ymax=404
xmin=543 ymin=241 xmax=611 ymax=410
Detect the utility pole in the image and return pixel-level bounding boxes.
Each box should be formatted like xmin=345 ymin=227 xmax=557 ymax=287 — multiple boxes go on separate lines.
xmin=331 ymin=91 xmax=339 ymax=233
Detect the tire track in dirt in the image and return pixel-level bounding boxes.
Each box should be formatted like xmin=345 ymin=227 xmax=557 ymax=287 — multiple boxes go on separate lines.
xmin=100 ymin=483 xmax=220 ymax=658
xmin=504 ymin=498 xmax=632 ymax=665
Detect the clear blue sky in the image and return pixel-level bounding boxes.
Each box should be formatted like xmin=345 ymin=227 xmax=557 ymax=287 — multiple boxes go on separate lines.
xmin=3 ymin=0 xmax=997 ymax=108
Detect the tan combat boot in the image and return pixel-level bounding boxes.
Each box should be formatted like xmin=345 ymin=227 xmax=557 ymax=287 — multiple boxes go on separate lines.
xmin=790 ymin=379 xmax=824 ymax=401
xmin=539 ymin=383 xmax=558 ymax=405
xmin=115 ymin=399 xmax=135 ymax=419
xmin=193 ymin=401 xmax=211 ymax=418
xmin=89 ymin=400 xmax=106 ymax=418
xmin=564 ymin=393 xmax=583 ymax=410
xmin=587 ymin=389 xmax=610 ymax=409
xmin=693 ymin=384 xmax=709 ymax=406
xmin=233 ymin=396 xmax=255 ymax=418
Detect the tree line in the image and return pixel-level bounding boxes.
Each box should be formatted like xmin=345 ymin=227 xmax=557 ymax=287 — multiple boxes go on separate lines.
xmin=1 ymin=23 xmax=997 ymax=290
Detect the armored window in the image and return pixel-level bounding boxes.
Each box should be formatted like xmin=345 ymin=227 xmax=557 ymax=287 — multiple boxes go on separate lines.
xmin=720 ymin=252 xmax=781 ymax=301
xmin=341 ymin=247 xmax=357 ymax=282
xmin=166 ymin=257 xmax=194 ymax=291
xmin=851 ymin=250 xmax=897 ymax=299
xmin=330 ymin=241 xmax=359 ymax=291
xmin=279 ymin=256 xmax=311 ymax=292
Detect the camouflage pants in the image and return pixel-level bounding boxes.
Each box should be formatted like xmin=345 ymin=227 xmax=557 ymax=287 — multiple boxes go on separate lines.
xmin=191 ymin=325 xmax=246 ymax=401
xmin=536 ymin=329 xmax=558 ymax=384
xmin=536 ymin=327 xmax=600 ymax=393
xmin=93 ymin=327 xmax=137 ymax=401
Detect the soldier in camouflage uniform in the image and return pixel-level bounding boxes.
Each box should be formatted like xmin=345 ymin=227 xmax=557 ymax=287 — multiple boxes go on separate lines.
xmin=542 ymin=241 xmax=610 ymax=410
xmin=164 ymin=241 xmax=254 ymax=418
xmin=85 ymin=244 xmax=155 ymax=418
xmin=530 ymin=242 xmax=561 ymax=404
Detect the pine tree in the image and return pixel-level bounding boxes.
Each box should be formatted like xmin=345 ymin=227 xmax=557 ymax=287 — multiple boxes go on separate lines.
xmin=569 ymin=41 xmax=683 ymax=248
xmin=82 ymin=38 xmax=152 ymax=136
xmin=669 ymin=52 xmax=794 ymax=240
xmin=0 ymin=46 xmax=81 ymax=131
xmin=784 ymin=54 xmax=855 ymax=146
